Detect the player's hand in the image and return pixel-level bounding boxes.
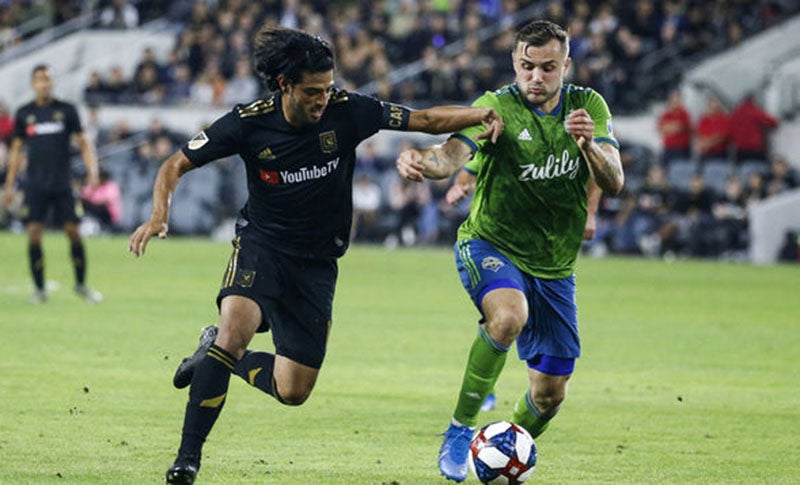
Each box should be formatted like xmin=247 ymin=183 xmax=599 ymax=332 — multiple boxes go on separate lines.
xmin=396 ymin=149 xmax=425 ymax=183
xmin=473 ymin=108 xmax=504 ymax=144
xmin=565 ymin=109 xmax=594 ymax=149
xmin=583 ymin=212 xmax=597 ymax=240
xmin=128 ymin=219 xmax=169 ymax=257
xmin=2 ymin=189 xmax=12 ymax=211
xmin=445 ymin=182 xmax=471 ymax=205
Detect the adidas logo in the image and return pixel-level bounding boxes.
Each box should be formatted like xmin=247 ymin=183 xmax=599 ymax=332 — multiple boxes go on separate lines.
xmin=258 ymin=147 xmax=275 ymax=160
xmin=517 ymin=128 xmax=532 ymax=141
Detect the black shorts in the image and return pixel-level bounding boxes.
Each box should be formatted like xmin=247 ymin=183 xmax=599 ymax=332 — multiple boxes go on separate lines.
xmin=216 ymin=228 xmax=337 ymax=369
xmin=24 ymin=188 xmax=80 ymax=225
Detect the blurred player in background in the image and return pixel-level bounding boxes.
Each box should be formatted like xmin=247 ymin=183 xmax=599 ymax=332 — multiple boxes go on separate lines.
xmin=396 ymin=20 xmax=623 ymax=482
xmin=128 ymin=26 xmax=503 ymax=484
xmin=3 ymin=64 xmax=102 ymax=304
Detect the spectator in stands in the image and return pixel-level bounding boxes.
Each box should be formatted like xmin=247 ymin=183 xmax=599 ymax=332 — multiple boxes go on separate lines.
xmin=355 ymin=141 xmax=390 ymax=180
xmin=386 ymin=175 xmax=432 ymax=247
xmin=81 ymin=167 xmax=123 ymax=232
xmin=711 ymin=174 xmax=748 ymax=254
xmin=729 ymin=94 xmax=778 ymax=163
xmin=224 ymin=58 xmax=260 ymax=105
xmin=695 ymin=95 xmax=730 ymax=162
xmin=612 ymin=164 xmax=673 ymax=256
xmin=351 ymin=173 xmax=383 ymax=243
xmin=657 ymin=89 xmax=692 ymax=165
xmin=662 ymin=173 xmax=717 ymax=256
xmin=765 ymin=155 xmax=798 ymax=196
xmin=134 ymin=47 xmax=166 ymax=86
xmin=744 ymin=170 xmax=766 ymax=205
xmin=106 ymin=65 xmax=132 ymax=104
xmin=0 ymin=101 xmax=13 ymax=144
xmin=99 ymin=0 xmax=139 ymax=29
xmin=84 ymin=71 xmax=111 ymax=104
xmin=132 ymin=64 xmax=164 ymax=105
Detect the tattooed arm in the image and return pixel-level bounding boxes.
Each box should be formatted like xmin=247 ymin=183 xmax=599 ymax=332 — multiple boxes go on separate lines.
xmin=396 ymin=136 xmax=475 ymax=181
xmin=565 ymin=108 xmax=624 ymax=195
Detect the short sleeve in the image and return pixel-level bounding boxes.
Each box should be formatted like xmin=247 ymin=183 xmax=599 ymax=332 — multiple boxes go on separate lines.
xmin=13 ymin=109 xmax=27 ymax=140
xmin=463 ymin=156 xmax=483 ymax=174
xmin=585 ymin=89 xmax=619 ymax=149
xmin=452 ymin=93 xmax=497 ymax=156
xmin=66 ymin=104 xmax=83 ymax=134
xmin=346 ymin=91 xmax=411 ymax=141
xmin=181 ymin=110 xmax=242 ymax=167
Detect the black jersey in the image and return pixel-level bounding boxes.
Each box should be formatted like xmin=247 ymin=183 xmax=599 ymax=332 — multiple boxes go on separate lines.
xmin=13 ymin=99 xmax=82 ymax=192
xmin=181 ymin=88 xmax=411 ymax=259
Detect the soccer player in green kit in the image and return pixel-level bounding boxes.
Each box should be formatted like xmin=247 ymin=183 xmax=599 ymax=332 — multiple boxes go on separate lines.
xmin=396 ymin=20 xmax=624 ymax=482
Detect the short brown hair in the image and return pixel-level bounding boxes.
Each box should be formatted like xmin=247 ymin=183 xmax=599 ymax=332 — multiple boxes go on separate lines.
xmin=514 ymin=20 xmax=569 ymax=55
xmin=31 ymin=64 xmax=50 ymax=78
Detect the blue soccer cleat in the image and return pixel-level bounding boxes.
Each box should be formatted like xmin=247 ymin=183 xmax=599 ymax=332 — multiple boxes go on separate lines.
xmin=480 ymin=392 xmax=497 ymax=412
xmin=438 ymin=422 xmax=474 ymax=482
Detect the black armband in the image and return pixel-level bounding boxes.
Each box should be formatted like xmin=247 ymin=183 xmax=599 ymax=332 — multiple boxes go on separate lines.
xmin=380 ymin=102 xmax=411 ymax=130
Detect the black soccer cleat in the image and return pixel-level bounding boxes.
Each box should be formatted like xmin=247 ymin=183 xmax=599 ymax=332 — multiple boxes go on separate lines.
xmin=173 ymin=325 xmax=219 ymax=389
xmin=166 ymin=457 xmax=199 ymax=484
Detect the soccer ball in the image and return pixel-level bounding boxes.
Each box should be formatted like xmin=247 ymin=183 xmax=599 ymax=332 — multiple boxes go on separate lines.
xmin=468 ymin=421 xmax=537 ymax=484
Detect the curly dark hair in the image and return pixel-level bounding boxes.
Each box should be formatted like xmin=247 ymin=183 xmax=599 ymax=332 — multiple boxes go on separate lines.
xmin=514 ymin=20 xmax=569 ymax=54
xmin=253 ymin=26 xmax=335 ymax=91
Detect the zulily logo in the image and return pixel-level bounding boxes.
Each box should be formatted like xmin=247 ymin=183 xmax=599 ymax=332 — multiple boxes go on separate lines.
xmin=259 ymin=157 xmax=340 ymax=185
xmin=518 ymin=149 xmax=580 ymax=181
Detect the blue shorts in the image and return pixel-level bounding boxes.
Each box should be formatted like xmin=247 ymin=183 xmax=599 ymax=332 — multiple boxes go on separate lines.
xmin=454 ymin=239 xmax=580 ymax=368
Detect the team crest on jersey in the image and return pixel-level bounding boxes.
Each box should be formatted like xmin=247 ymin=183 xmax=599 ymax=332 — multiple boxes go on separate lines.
xmin=481 ymin=256 xmax=505 ymax=272
xmin=188 ymin=131 xmax=209 ymax=150
xmin=53 ymin=111 xmax=64 ymax=121
xmin=26 ymin=114 xmax=35 ymax=124
xmin=257 ymin=147 xmax=275 ymax=160
xmin=319 ymin=131 xmax=338 ymax=153
xmin=234 ymin=268 xmax=256 ymax=287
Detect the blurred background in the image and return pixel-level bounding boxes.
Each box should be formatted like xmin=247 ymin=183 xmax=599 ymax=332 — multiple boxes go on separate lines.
xmin=1 ymin=0 xmax=799 ymax=265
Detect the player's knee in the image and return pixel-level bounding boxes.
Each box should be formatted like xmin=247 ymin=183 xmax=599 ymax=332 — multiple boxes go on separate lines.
xmin=531 ymin=390 xmax=565 ymax=417
xmin=275 ymin=385 xmax=312 ymax=406
xmin=486 ymin=309 xmax=526 ymax=343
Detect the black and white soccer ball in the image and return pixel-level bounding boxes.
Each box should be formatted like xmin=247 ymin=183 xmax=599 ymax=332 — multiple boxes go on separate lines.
xmin=468 ymin=421 xmax=537 ymax=484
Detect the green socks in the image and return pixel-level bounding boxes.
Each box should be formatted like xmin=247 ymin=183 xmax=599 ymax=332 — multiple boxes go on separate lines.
xmin=511 ymin=390 xmax=557 ymax=438
xmin=453 ymin=327 xmax=509 ymax=427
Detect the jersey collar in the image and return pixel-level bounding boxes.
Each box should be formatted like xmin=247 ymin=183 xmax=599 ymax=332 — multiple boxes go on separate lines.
xmin=514 ymin=83 xmax=564 ymax=117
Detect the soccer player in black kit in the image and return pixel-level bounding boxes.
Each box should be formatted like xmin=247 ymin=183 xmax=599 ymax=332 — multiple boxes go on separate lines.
xmin=128 ymin=27 xmax=503 ymax=484
xmin=3 ymin=64 xmax=103 ymax=304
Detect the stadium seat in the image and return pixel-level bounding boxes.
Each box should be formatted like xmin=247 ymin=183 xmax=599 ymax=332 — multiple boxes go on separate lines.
xmin=701 ymin=160 xmax=734 ymax=195
xmin=666 ymin=159 xmax=697 ymax=191
xmin=738 ymin=160 xmax=770 ymax=181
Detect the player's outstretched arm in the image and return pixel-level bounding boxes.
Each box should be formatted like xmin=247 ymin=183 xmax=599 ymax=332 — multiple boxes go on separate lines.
xmin=446 ymin=169 xmax=477 ymax=205
xmin=128 ymin=151 xmax=196 ymax=257
xmin=565 ymin=109 xmax=624 ymax=195
xmin=396 ymin=136 xmax=474 ymax=182
xmin=2 ymin=138 xmax=23 ymax=210
xmin=408 ymin=106 xmax=503 ymax=142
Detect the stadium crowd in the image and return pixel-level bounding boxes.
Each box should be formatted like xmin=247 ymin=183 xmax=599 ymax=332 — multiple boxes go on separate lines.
xmin=2 ymin=0 xmax=800 ymax=261
xmin=76 ymin=0 xmax=799 ymax=112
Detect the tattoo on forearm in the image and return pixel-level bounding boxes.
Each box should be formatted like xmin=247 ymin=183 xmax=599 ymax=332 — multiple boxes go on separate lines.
xmin=424 ymin=150 xmax=442 ymax=170
xmin=589 ymin=146 xmax=623 ymax=192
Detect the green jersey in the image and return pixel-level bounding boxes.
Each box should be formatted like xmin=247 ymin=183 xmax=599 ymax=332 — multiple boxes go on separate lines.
xmin=455 ymin=83 xmax=618 ymax=279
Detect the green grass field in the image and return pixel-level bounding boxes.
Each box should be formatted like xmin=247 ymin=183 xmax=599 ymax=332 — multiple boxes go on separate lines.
xmin=0 ymin=232 xmax=798 ymax=484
